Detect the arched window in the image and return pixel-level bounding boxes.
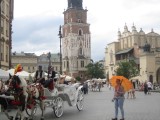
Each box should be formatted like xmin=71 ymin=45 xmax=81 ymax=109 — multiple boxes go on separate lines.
xmin=78 ymin=29 xmax=83 ymax=36
xmin=110 ymin=50 xmax=113 ymax=63
xmin=79 ymin=48 xmax=83 ymax=55
xmin=149 ymin=75 xmax=153 ymax=83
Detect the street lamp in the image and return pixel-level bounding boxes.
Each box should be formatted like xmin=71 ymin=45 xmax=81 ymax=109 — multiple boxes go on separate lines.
xmin=0 ymin=0 xmax=2 ymax=68
xmin=47 ymin=52 xmax=51 ymax=67
xmin=58 ymin=25 xmax=62 ymax=74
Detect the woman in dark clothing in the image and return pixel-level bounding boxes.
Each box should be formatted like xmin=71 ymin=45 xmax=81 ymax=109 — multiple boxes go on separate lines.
xmin=144 ymin=82 xmax=148 ymax=95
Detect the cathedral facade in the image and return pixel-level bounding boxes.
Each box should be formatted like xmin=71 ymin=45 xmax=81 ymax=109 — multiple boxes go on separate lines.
xmin=62 ymin=0 xmax=91 ymax=78
xmin=105 ymin=24 xmax=160 ymax=84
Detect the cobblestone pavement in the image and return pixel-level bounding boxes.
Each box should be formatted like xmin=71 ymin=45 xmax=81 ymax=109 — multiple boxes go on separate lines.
xmin=0 ymin=85 xmax=160 ymax=120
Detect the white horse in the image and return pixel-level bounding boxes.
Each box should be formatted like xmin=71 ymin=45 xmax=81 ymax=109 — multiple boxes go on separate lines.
xmin=7 ymin=75 xmax=28 ymax=120
xmin=0 ymin=79 xmax=16 ymax=120
xmin=26 ymin=83 xmax=45 ymax=120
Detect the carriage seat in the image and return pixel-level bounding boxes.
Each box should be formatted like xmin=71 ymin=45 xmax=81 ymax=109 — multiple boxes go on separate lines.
xmin=44 ymin=80 xmax=55 ymax=91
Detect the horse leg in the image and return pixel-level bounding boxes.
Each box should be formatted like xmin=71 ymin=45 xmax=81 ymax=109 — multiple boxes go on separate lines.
xmin=0 ymin=98 xmax=13 ymax=120
xmin=15 ymin=95 xmax=27 ymax=120
xmin=40 ymin=100 xmax=45 ymax=120
xmin=4 ymin=110 xmax=14 ymax=120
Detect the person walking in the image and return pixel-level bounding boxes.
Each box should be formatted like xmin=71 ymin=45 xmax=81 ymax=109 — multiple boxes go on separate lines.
xmin=147 ymin=81 xmax=152 ymax=94
xmin=144 ymin=81 xmax=148 ymax=95
xmin=112 ymin=79 xmax=125 ymax=120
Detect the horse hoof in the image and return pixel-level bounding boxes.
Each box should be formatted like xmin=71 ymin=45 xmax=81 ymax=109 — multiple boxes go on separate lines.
xmin=15 ymin=117 xmax=19 ymax=120
xmin=40 ymin=118 xmax=44 ymax=120
xmin=9 ymin=116 xmax=14 ymax=120
xmin=24 ymin=117 xmax=29 ymax=120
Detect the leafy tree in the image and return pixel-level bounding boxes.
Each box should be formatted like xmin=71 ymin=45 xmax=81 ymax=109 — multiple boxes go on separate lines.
xmin=85 ymin=62 xmax=105 ymax=79
xmin=75 ymin=76 xmax=81 ymax=81
xmin=115 ymin=60 xmax=139 ymax=79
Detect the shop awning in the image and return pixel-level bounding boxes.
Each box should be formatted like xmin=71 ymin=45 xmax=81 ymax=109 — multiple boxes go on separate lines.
xmin=116 ymin=48 xmax=133 ymax=55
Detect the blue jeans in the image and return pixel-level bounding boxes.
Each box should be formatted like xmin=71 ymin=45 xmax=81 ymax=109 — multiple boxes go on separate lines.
xmin=114 ymin=97 xmax=124 ymax=119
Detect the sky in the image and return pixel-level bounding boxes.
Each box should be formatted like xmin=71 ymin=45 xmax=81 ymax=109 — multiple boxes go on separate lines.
xmin=13 ymin=0 xmax=160 ymax=62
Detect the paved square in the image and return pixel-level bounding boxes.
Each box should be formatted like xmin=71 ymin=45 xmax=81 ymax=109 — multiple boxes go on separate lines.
xmin=0 ymin=85 xmax=160 ymax=120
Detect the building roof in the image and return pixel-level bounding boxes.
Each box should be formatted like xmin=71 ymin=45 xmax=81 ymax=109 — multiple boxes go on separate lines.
xmin=116 ymin=48 xmax=133 ymax=55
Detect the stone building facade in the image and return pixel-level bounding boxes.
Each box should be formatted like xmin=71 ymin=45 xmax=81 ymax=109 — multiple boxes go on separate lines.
xmin=11 ymin=52 xmax=61 ymax=73
xmin=11 ymin=52 xmax=38 ymax=73
xmin=105 ymin=24 xmax=160 ymax=84
xmin=62 ymin=0 xmax=91 ymax=78
xmin=0 ymin=0 xmax=14 ymax=70
xmin=37 ymin=53 xmax=60 ymax=73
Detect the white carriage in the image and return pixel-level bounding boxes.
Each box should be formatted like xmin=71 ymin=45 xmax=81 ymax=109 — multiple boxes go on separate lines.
xmin=26 ymin=82 xmax=84 ymax=118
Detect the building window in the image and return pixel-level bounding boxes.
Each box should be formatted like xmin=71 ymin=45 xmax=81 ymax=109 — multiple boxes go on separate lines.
xmin=67 ymin=61 xmax=69 ymax=68
xmin=55 ymin=67 xmax=57 ymax=71
xmin=81 ymin=61 xmax=84 ymax=68
xmin=0 ymin=41 xmax=4 ymax=61
xmin=6 ymin=46 xmax=8 ymax=62
xmin=78 ymin=29 xmax=82 ymax=36
xmin=1 ymin=18 xmax=4 ymax=34
xmin=78 ymin=19 xmax=81 ymax=23
xmin=64 ymin=61 xmax=65 ymax=68
xmin=1 ymin=1 xmax=5 ymax=13
xmin=6 ymin=21 xmax=9 ymax=37
xmin=6 ymin=4 xmax=9 ymax=17
xmin=79 ymin=48 xmax=83 ymax=55
xmin=110 ymin=50 xmax=113 ymax=64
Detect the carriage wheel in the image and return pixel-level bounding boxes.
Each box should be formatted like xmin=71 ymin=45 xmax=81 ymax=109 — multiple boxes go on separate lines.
xmin=76 ymin=90 xmax=84 ymax=111
xmin=53 ymin=97 xmax=64 ymax=118
xmin=26 ymin=106 xmax=37 ymax=116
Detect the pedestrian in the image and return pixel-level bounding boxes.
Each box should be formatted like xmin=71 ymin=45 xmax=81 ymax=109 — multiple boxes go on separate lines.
xmin=144 ymin=81 xmax=148 ymax=95
xmin=112 ymin=79 xmax=125 ymax=120
xmin=147 ymin=81 xmax=152 ymax=94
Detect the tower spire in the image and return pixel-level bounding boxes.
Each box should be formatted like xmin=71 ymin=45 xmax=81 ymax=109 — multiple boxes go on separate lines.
xmin=68 ymin=0 xmax=83 ymax=9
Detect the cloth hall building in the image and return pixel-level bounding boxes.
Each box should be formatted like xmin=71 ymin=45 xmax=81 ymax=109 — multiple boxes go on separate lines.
xmin=105 ymin=24 xmax=160 ymax=84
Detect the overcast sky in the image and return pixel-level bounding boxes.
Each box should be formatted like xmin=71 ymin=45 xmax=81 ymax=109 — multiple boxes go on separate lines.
xmin=13 ymin=0 xmax=160 ymax=62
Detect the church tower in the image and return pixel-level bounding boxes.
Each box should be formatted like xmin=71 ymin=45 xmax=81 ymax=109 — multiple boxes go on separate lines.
xmin=62 ymin=0 xmax=91 ymax=78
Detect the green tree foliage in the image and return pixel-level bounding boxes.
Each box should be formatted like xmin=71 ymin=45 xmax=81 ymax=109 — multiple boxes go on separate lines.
xmin=115 ymin=60 xmax=139 ymax=79
xmin=85 ymin=62 xmax=105 ymax=79
xmin=75 ymin=76 xmax=81 ymax=81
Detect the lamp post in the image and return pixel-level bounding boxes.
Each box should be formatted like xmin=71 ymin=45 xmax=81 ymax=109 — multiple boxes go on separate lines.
xmin=0 ymin=0 xmax=2 ymax=68
xmin=58 ymin=25 xmax=62 ymax=74
xmin=47 ymin=52 xmax=51 ymax=67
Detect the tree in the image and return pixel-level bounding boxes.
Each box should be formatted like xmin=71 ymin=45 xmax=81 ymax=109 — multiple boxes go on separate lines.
xmin=75 ymin=76 xmax=81 ymax=82
xmin=115 ymin=60 xmax=139 ymax=79
xmin=85 ymin=62 xmax=105 ymax=79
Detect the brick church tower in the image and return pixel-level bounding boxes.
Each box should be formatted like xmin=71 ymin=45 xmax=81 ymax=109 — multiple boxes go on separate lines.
xmin=62 ymin=0 xmax=91 ymax=78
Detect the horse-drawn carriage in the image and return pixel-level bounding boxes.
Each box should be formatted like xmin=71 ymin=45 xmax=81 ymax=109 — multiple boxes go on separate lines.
xmin=26 ymin=82 xmax=84 ymax=118
xmin=0 ymin=75 xmax=84 ymax=120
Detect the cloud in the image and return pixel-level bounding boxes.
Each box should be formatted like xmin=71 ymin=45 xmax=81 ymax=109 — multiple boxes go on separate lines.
xmin=12 ymin=16 xmax=63 ymax=54
xmin=13 ymin=0 xmax=160 ymax=61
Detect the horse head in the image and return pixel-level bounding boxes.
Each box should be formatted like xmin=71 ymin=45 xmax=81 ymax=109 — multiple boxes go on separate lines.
xmin=9 ymin=75 xmax=21 ymax=90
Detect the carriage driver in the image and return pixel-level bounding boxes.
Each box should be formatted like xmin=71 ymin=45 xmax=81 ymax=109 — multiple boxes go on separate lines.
xmin=34 ymin=65 xmax=45 ymax=85
xmin=43 ymin=66 xmax=56 ymax=88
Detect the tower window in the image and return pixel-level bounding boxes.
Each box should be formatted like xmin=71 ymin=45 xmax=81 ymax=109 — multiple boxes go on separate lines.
xmin=78 ymin=19 xmax=81 ymax=23
xmin=78 ymin=29 xmax=82 ymax=36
